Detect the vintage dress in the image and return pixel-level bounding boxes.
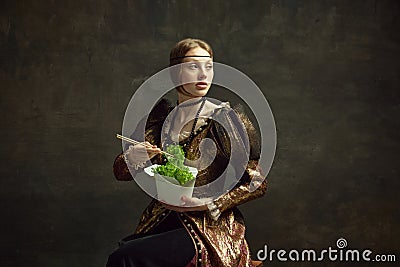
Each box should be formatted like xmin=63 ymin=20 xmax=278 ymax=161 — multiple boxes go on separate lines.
xmin=113 ymin=98 xmax=267 ymax=267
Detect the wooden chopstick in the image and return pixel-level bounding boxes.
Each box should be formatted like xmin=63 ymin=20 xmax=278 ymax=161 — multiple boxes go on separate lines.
xmin=116 ymin=134 xmax=175 ymax=158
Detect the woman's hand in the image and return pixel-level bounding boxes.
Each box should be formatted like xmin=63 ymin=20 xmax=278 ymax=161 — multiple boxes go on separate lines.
xmin=160 ymin=196 xmax=210 ymax=212
xmin=126 ymin=141 xmax=161 ymax=163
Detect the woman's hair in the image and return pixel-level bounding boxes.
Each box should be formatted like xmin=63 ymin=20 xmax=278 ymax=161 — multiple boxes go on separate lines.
xmin=169 ymin=38 xmax=213 ymax=67
xmin=169 ymin=38 xmax=213 ymax=95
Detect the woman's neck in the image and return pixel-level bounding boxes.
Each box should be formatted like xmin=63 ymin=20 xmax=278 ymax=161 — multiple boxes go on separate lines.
xmin=177 ymin=92 xmax=202 ymax=104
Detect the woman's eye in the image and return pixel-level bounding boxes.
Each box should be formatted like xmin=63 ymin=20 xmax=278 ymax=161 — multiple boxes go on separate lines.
xmin=206 ymin=65 xmax=213 ymax=70
xmin=189 ymin=64 xmax=198 ymax=70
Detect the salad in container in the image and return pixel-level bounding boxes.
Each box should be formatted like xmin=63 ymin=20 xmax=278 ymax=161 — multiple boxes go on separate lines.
xmin=144 ymin=144 xmax=198 ymax=205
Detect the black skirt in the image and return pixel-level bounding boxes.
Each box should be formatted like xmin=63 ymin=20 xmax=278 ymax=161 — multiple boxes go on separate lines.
xmin=106 ymin=211 xmax=195 ymax=267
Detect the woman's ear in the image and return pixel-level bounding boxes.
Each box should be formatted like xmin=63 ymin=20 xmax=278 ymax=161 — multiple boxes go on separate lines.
xmin=168 ymin=63 xmax=183 ymax=87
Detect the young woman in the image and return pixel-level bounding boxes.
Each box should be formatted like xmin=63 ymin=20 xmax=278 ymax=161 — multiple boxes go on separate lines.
xmin=108 ymin=38 xmax=266 ymax=267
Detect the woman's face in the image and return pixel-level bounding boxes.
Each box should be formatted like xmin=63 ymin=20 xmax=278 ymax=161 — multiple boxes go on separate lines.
xmin=180 ymin=47 xmax=214 ymax=97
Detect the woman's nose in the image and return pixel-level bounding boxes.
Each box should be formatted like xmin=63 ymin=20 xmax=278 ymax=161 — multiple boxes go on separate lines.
xmin=198 ymin=69 xmax=207 ymax=80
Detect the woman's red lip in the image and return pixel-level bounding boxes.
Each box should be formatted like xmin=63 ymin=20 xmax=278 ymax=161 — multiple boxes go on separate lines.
xmin=195 ymin=82 xmax=208 ymax=86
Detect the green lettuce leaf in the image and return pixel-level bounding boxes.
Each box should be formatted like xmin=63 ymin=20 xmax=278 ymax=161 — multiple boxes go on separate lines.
xmin=152 ymin=144 xmax=195 ymax=185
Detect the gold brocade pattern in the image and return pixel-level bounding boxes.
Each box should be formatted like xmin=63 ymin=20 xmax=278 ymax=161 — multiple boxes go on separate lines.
xmin=113 ymin=99 xmax=267 ymax=267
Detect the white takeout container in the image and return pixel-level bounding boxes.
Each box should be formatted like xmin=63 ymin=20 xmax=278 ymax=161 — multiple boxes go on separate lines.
xmin=144 ymin=164 xmax=198 ymax=206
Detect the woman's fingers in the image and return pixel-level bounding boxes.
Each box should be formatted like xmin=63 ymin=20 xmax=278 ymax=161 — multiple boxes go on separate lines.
xmin=125 ymin=142 xmax=162 ymax=163
xmin=142 ymin=142 xmax=161 ymax=153
xmin=160 ymin=199 xmax=208 ymax=212
xmin=144 ymin=141 xmax=156 ymax=149
xmin=180 ymin=195 xmax=199 ymax=205
xmin=147 ymin=148 xmax=161 ymax=159
xmin=147 ymin=147 xmax=161 ymax=153
xmin=181 ymin=196 xmax=211 ymax=205
xmin=134 ymin=142 xmax=161 ymax=157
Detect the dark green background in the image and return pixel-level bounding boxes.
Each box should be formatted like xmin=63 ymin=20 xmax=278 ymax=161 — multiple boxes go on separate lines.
xmin=1 ymin=1 xmax=399 ymax=266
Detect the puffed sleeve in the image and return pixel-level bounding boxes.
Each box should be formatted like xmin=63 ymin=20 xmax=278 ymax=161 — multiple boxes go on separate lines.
xmin=113 ymin=99 xmax=170 ymax=181
xmin=113 ymin=116 xmax=153 ymax=181
xmin=211 ymin=104 xmax=267 ymax=213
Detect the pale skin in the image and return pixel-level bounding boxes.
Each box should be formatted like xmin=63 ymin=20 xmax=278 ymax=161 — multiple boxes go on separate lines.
xmin=126 ymin=47 xmax=216 ymax=212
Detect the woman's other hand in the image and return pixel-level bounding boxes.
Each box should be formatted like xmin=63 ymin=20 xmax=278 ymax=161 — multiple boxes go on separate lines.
xmin=160 ymin=196 xmax=210 ymax=212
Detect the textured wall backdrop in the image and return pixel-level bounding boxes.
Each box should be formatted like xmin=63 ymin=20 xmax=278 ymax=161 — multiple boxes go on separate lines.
xmin=1 ymin=1 xmax=399 ymax=266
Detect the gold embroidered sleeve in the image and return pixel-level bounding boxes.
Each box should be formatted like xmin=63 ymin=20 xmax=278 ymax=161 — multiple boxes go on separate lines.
xmin=211 ymin=106 xmax=267 ymax=213
xmin=113 ymin=153 xmax=134 ymax=181
xmin=214 ymin=160 xmax=267 ymax=213
xmin=113 ymin=152 xmax=157 ymax=181
xmin=112 ymin=99 xmax=170 ymax=181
